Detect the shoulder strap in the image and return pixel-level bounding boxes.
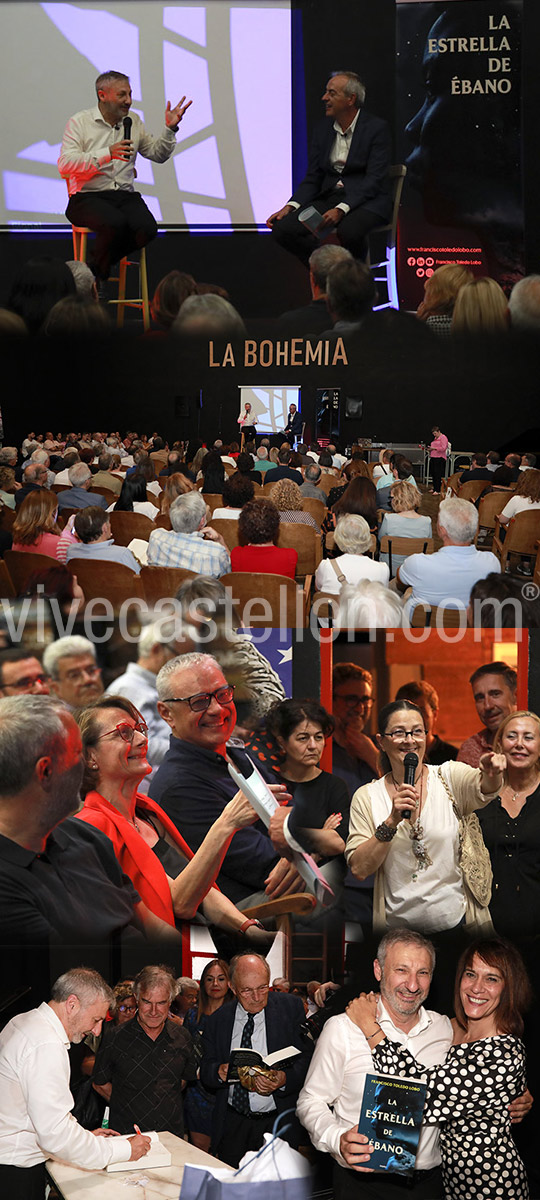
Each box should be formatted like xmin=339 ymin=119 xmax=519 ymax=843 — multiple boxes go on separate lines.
xmin=330 ymin=558 xmax=347 ymax=584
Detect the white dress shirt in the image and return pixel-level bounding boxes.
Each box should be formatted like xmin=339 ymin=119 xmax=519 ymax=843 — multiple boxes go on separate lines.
xmin=296 ymin=1002 xmax=452 ymax=1170
xmin=229 ymin=1003 xmax=275 ymax=1114
xmin=58 ymin=106 xmax=177 ymax=196
xmin=0 ymin=1003 xmax=131 ymax=1169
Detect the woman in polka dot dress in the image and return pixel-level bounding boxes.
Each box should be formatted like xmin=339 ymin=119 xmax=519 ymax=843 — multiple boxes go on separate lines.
xmin=348 ymin=938 xmax=532 ymax=1199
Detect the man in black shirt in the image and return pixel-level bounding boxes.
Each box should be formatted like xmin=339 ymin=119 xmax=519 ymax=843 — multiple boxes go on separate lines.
xmin=394 ymin=680 xmax=458 ymax=765
xmin=93 ymin=965 xmax=198 ymax=1135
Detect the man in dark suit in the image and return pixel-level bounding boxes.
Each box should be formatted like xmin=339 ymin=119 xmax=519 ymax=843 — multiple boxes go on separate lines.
xmin=281 ymin=405 xmax=303 ymax=441
xmin=200 ymin=953 xmax=312 ymax=1166
xmin=267 ymin=71 xmax=391 ymax=266
xmin=278 ymin=244 xmax=352 ymax=335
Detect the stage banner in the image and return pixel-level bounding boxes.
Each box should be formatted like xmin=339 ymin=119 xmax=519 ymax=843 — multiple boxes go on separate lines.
xmin=395 ymin=0 xmax=523 ymax=309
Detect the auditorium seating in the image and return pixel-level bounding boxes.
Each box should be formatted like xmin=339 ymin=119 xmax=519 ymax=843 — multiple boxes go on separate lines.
xmin=492 ymin=511 xmax=540 ymax=572
xmin=66 ymin=558 xmax=144 ymax=607
xmin=379 ymin=535 xmax=434 ymax=577
xmin=219 ymin=572 xmax=311 ymax=627
xmin=109 ymin=511 xmax=157 ymax=546
xmin=140 ymin=566 xmax=197 ymax=605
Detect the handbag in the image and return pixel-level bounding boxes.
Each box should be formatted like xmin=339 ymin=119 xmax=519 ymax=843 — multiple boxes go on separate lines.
xmin=437 ymin=768 xmax=493 ymax=907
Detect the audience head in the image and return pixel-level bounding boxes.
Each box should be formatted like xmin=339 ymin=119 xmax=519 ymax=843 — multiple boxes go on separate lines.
xmin=23 ymin=463 xmax=48 ymax=487
xmin=235 ymin=452 xmax=254 ymax=475
xmin=169 ymin=490 xmax=207 ymax=534
xmin=333 ymin=475 xmax=378 ymax=528
xmin=73 ymin=507 xmax=110 ymax=544
xmin=452 ymin=276 xmax=509 ymax=334
xmin=221 ymin=474 xmax=254 ymax=508
xmin=0 ymin=693 xmax=82 ymax=813
xmin=309 ymin=244 xmax=353 ymax=294
xmin=68 ymin=463 xmax=92 ymax=489
xmin=395 ymin=679 xmax=440 ymax=742
xmin=467 ymin=574 xmax=539 ymax=628
xmin=66 ymin=260 xmax=98 ymax=302
xmin=512 ymin=467 xmax=540 ymax=502
xmin=160 ymin=472 xmax=194 ymax=516
xmin=0 ymin=648 xmax=48 ymax=696
xmin=42 ymin=635 xmax=103 ymax=709
xmin=44 ymin=296 xmax=111 ymax=336
xmin=173 ymin=293 xmax=246 ymax=337
xmin=508 ymin=274 xmax=540 ymax=332
xmin=437 ymin=497 xmax=478 ymax=545
xmin=156 ymin=652 xmax=236 ymax=752
xmin=201 ymin=451 xmax=226 ymax=492
xmin=270 ymin=478 xmax=303 ymax=512
xmin=7 ymin=256 xmax=76 ymax=335
xmin=336 ymin=580 xmax=403 ymax=629
xmin=229 ymin=953 xmax=271 ymax=1014
xmin=12 ymin=488 xmax=60 ymax=545
xmin=468 ymin=661 xmax=517 ymax=735
xmin=390 ymin=480 xmax=422 ymax=513
xmin=151 ymin=269 xmax=198 ymax=328
xmin=238 ymin=498 xmax=279 ymax=546
xmin=326 ymin=259 xmax=376 ymax=323
xmin=305 ymin=462 xmax=322 ymax=484
xmin=334 ymin=512 xmax=372 ymax=556
xmin=113 ymin=473 xmax=150 ymax=511
xmin=419 ymin=263 xmax=473 ymax=316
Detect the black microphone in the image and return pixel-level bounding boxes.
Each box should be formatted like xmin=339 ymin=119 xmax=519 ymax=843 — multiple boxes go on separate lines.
xmin=402 ymin=752 xmax=419 ymax=821
xmin=123 ymin=115 xmax=132 ymax=145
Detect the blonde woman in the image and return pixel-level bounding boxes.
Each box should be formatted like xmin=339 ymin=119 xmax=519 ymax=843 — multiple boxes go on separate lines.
xmin=452 ymin=277 xmax=509 ymax=334
xmin=269 ymin=479 xmax=319 ymax=528
xmin=379 ymin=480 xmax=432 ymax=576
xmin=417 ymin=263 xmax=473 ymax=335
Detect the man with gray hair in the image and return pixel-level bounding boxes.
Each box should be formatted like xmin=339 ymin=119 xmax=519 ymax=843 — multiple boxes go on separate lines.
xmin=92 ymin=964 xmax=198 ymax=1138
xmin=0 ymin=696 xmax=166 ymax=1006
xmin=0 ymin=966 xmax=150 ymax=1196
xmin=509 ymin=274 xmax=540 ymax=332
xmin=253 ymin=445 xmax=272 ymax=474
xmin=267 ymin=71 xmax=391 ymax=265
xmin=278 ymin=244 xmax=353 ymax=334
xmin=43 ymin=634 xmax=103 ymax=709
xmin=29 ymin=449 xmax=55 ymax=489
xmin=300 ymin=461 xmax=328 ymax=503
xmin=147 ymin=491 xmax=230 ymax=576
xmin=396 ymin=498 xmax=500 ymax=610
xmin=14 ymin=463 xmax=48 ymax=507
xmin=57 ymin=463 xmax=107 ymax=511
xmin=91 ymin=450 xmax=123 ymax=496
xmin=66 ymin=259 xmax=99 ymax=303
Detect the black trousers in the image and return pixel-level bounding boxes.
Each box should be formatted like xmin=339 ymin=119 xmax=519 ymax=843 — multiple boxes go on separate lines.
xmin=430 ymin=457 xmax=446 ymax=494
xmin=214 ymin=1106 xmax=276 ymax=1168
xmin=66 ymin=189 xmax=158 ymax=280
xmin=271 ymin=195 xmax=382 ymax=266
xmin=0 ymin=1163 xmax=47 ymax=1200
xmin=333 ymin=1161 xmax=444 ymax=1200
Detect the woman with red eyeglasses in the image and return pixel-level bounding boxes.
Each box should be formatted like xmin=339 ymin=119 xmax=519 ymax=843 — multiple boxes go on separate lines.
xmin=74 ymin=695 xmax=268 ymax=940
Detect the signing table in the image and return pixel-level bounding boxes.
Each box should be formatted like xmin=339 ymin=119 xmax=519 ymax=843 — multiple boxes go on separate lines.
xmin=46 ymin=1131 xmax=233 ymax=1199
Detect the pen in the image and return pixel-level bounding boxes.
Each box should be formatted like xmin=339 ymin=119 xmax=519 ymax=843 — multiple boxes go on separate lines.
xmin=134 ymin=1124 xmax=142 ymax=1135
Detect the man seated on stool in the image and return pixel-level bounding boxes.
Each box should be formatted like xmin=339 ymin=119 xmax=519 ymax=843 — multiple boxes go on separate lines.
xmin=267 ymin=71 xmax=391 ymax=266
xmin=59 ymin=71 xmax=192 ymax=281
xmin=200 ymin=953 xmax=311 ymax=1167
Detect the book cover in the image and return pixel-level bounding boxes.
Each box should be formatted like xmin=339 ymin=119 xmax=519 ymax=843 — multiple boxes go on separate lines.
xmin=358 ymin=1072 xmax=427 ymax=1175
xmin=226 ymin=1044 xmax=300 ymax=1082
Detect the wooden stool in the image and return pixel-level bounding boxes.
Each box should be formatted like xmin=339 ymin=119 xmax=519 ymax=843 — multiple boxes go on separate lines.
xmin=70 ymin=224 xmax=150 ymax=331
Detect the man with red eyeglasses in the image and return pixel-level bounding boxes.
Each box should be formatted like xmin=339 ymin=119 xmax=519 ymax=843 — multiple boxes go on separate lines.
xmin=0 ymin=649 xmax=49 ymax=696
xmin=150 ymin=653 xmax=302 ymax=906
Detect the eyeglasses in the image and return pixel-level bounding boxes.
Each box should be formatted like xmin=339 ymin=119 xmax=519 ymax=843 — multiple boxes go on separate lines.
xmin=334 ymin=693 xmax=373 ymax=708
xmin=237 ymin=985 xmax=269 ymax=999
xmin=96 ymin=720 xmax=148 ymax=743
xmin=6 ymin=674 xmax=48 ymax=693
xmin=383 ymin=728 xmax=425 ymax=742
xmin=162 ymin=685 xmax=235 ymax=713
xmin=118 ymin=1003 xmax=137 ymax=1013
xmin=63 ymin=664 xmax=101 ymax=683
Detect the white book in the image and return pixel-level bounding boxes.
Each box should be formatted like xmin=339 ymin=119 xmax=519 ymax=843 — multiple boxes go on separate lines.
xmin=106 ymin=1130 xmax=172 ymax=1172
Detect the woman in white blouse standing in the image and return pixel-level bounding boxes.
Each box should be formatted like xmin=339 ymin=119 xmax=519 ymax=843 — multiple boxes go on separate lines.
xmin=345 ymin=700 xmax=505 ymax=936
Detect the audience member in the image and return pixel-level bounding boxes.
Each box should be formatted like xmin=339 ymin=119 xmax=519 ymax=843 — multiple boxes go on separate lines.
xmin=7 ymin=256 xmax=76 ymax=335
xmin=105 ymin=618 xmax=180 ymax=774
xmin=200 ymin=952 xmax=311 ymax=1166
xmin=452 ymin=276 xmax=509 ymax=334
xmin=14 ymin=463 xmax=48 ymax=508
xmin=336 ymin=581 xmax=404 ymax=629
xmin=300 ymin=462 xmax=327 ymax=503
xmin=278 ymin=244 xmax=352 ymax=334
xmin=0 ymin=648 xmax=48 ymax=696
xmin=43 ymin=296 xmax=111 ymax=336
xmin=233 ymin=451 xmax=259 ymax=484
xmin=149 ymin=653 xmax=298 ymax=904
xmin=211 ymin=474 xmax=255 ymax=521
xmin=520 ymin=453 xmax=537 ymax=471
xmin=264 ymin=447 xmax=304 ymax=486
xmin=111 ymin=474 xmax=159 ymax=520
xmin=91 ymin=451 xmax=123 ymax=495
xmin=11 ymin=489 xmax=77 ymax=563
xmin=269 ymin=479 xmax=319 ymax=528
xmin=173 ymin=294 xmax=246 ymax=337
xmin=43 ymin=635 xmax=104 ymax=709
xmin=492 ymin=453 xmax=521 ymax=486
xmin=458 ymin=452 xmax=493 ymax=483
xmin=379 ymin=481 xmax=432 ymax=575
xmin=416 ymin=263 xmax=473 ymax=336
xmin=92 ymin=965 xmax=198 ymax=1137
xmin=499 ymin=468 xmax=540 ymax=523
xmin=315 ymin=514 xmax=389 ymax=594
xmin=396 ymin=497 xmax=500 ymax=609
xmin=199 ymin=450 xmax=227 ymax=494
xmin=468 ymin=574 xmax=540 ymax=628
xmin=253 ymin=446 xmax=272 ymax=474
xmin=508 ymin=274 xmax=540 ymax=332
xmin=66 ymin=507 xmax=141 ymax=573
xmin=57 ymin=464 xmax=107 ymax=512
xmin=230 ymin=499 xmax=298 ymax=579
xmin=147 ymin=492 xmax=230 ymax=576
xmin=325 ymin=259 xmax=376 ymax=333
xmin=457 ymin=662 xmax=517 ymax=767
xmin=394 ymin=680 xmax=458 ymax=765
xmin=66 ymin=259 xmax=99 ymax=302
xmin=150 ymin=269 xmax=197 ymax=330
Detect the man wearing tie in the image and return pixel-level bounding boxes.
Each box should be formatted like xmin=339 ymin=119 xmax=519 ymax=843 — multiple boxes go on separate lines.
xmin=59 ymin=71 xmax=192 ymax=280
xmin=200 ymin=953 xmax=311 ymax=1166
